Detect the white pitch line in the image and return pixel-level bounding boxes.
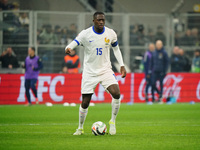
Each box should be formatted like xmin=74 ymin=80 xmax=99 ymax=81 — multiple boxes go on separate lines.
xmin=0 ymin=122 xmax=199 ymax=127
xmin=0 ymin=131 xmax=197 ymax=137
xmin=142 ymin=134 xmax=198 ymax=137
xmin=0 ymin=131 xmax=132 ymax=136
xmin=119 ymin=122 xmax=200 ymax=124
xmin=118 ymin=122 xmax=200 ymax=126
xmin=0 ymin=131 xmax=46 ymax=134
xmin=0 ymin=131 xmax=72 ymax=134
xmin=0 ymin=123 xmax=78 ymax=126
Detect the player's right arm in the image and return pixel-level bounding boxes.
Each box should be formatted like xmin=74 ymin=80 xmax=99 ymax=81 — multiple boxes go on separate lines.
xmin=65 ymin=30 xmax=85 ymax=54
xmin=65 ymin=40 xmax=78 ymax=54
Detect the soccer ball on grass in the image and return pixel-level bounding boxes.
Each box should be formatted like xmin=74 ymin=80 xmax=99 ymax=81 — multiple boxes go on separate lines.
xmin=91 ymin=121 xmax=107 ymax=136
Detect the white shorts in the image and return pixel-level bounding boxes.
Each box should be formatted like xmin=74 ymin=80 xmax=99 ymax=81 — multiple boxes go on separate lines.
xmin=81 ymin=70 xmax=118 ymax=94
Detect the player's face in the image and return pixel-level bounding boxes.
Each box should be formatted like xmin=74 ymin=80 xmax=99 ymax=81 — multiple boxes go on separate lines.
xmin=7 ymin=47 xmax=12 ymax=55
xmin=149 ymin=44 xmax=155 ymax=52
xmin=93 ymin=14 xmax=105 ymax=31
xmin=156 ymin=41 xmax=163 ymax=50
xmin=28 ymin=48 xmax=34 ymax=56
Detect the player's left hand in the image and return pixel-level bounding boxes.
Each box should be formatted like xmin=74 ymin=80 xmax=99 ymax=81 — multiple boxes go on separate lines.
xmin=120 ymin=66 xmax=126 ymax=78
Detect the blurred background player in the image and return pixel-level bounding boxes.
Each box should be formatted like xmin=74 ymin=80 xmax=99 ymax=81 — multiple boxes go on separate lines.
xmin=0 ymin=47 xmax=19 ymax=69
xmin=170 ymin=46 xmax=184 ymax=72
xmin=170 ymin=46 xmax=191 ymax=73
xmin=24 ymin=47 xmax=43 ymax=106
xmin=179 ymin=48 xmax=191 ymax=72
xmin=151 ymin=40 xmax=169 ymax=103
xmin=65 ymin=12 xmax=126 ymax=135
xmin=143 ymin=43 xmax=155 ymax=103
xmin=191 ymin=49 xmax=200 ymax=73
xmin=63 ymin=49 xmax=80 ymax=73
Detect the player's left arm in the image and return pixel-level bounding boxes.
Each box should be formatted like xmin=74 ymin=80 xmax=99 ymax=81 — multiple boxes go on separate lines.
xmin=33 ymin=58 xmax=43 ymax=71
xmin=112 ymin=44 xmax=126 ymax=78
xmin=111 ymin=29 xmax=126 ymax=78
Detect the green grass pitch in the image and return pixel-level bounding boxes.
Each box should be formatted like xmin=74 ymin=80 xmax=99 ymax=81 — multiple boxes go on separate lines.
xmin=0 ymin=103 xmax=200 ymax=150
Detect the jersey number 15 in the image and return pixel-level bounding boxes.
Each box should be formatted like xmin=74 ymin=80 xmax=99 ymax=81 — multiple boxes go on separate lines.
xmin=96 ymin=48 xmax=102 ymax=55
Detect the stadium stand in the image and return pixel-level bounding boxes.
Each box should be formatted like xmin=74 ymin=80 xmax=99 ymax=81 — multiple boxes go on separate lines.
xmin=0 ymin=0 xmax=200 ymax=73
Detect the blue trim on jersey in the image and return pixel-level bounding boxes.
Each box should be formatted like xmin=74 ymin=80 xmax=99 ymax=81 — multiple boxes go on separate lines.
xmin=113 ymin=74 xmax=117 ymax=80
xmin=74 ymin=39 xmax=80 ymax=46
xmin=111 ymin=41 xmax=118 ymax=47
xmin=92 ymin=26 xmax=105 ymax=35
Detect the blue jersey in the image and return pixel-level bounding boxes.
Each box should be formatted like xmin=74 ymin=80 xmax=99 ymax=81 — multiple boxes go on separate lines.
xmin=25 ymin=55 xmax=43 ymax=79
xmin=151 ymin=48 xmax=169 ymax=73
xmin=143 ymin=50 xmax=152 ymax=75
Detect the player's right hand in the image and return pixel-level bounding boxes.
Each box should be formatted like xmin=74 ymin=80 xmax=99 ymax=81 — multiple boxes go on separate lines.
xmin=65 ymin=48 xmax=71 ymax=54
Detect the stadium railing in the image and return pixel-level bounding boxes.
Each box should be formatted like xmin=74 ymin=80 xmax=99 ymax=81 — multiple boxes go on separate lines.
xmin=0 ymin=11 xmax=200 ymax=73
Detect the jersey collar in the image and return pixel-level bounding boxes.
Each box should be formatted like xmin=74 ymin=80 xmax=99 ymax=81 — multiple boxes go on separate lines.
xmin=30 ymin=55 xmax=36 ymax=59
xmin=92 ymin=26 xmax=105 ymax=35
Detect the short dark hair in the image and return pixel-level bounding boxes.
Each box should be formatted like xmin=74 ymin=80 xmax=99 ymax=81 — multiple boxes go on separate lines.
xmin=30 ymin=47 xmax=35 ymax=51
xmin=93 ymin=12 xmax=105 ymax=19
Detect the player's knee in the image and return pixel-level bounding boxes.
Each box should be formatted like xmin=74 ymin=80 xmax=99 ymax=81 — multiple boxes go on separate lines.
xmin=30 ymin=86 xmax=36 ymax=90
xmin=81 ymin=94 xmax=92 ymax=109
xmin=30 ymin=83 xmax=36 ymax=89
xmin=81 ymin=101 xmax=90 ymax=109
xmin=112 ymin=92 xmax=120 ymax=99
xmin=108 ymin=85 xmax=120 ymax=99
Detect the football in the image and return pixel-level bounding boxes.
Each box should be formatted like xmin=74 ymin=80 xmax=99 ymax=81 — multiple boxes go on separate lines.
xmin=91 ymin=121 xmax=107 ymax=136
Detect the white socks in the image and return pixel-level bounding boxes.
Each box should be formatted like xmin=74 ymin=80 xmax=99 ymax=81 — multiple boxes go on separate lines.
xmin=77 ymin=98 xmax=120 ymax=129
xmin=78 ymin=105 xmax=88 ymax=129
xmin=111 ymin=97 xmax=121 ymax=123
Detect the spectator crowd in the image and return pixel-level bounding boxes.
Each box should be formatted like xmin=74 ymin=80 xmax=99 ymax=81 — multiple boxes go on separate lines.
xmin=1 ymin=0 xmax=30 ymax=44
xmin=129 ymin=24 xmax=200 ymax=47
xmin=37 ymin=23 xmax=77 ymax=46
xmin=170 ymin=46 xmax=191 ymax=72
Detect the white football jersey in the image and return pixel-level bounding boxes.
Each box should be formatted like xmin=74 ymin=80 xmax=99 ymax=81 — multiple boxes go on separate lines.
xmin=75 ymin=26 xmax=118 ymax=76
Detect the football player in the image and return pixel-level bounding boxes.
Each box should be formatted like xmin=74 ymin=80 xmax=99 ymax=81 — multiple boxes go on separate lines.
xmin=65 ymin=12 xmax=126 ymax=135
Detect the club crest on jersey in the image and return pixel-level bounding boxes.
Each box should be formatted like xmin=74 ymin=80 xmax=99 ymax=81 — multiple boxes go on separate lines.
xmin=105 ymin=37 xmax=110 ymax=46
xmin=159 ymin=53 xmax=163 ymax=59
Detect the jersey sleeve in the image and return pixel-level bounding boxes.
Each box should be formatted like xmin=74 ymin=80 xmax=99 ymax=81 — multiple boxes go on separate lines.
xmin=74 ymin=30 xmax=86 ymax=46
xmin=111 ymin=29 xmax=118 ymax=47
